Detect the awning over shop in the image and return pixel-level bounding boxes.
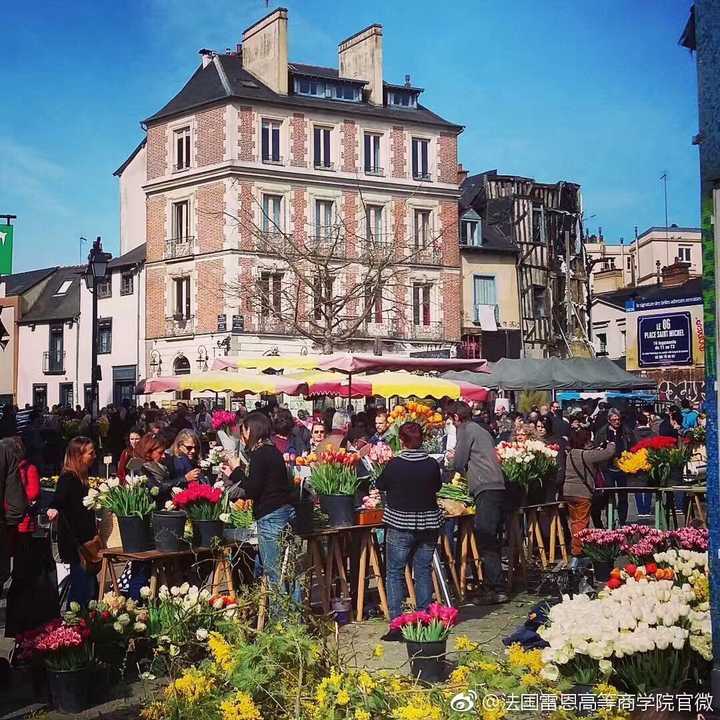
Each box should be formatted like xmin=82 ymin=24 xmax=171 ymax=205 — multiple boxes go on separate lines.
xmin=443 ymin=358 xmax=657 ymax=392
xmin=135 ymin=371 xmax=308 ymax=395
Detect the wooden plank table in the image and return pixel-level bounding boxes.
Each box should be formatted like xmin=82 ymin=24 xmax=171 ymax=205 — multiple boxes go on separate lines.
xmin=97 ymin=545 xmax=237 ymax=600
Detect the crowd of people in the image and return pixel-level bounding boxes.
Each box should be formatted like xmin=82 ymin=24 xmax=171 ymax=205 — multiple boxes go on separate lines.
xmin=0 ymin=393 xmax=703 ymax=648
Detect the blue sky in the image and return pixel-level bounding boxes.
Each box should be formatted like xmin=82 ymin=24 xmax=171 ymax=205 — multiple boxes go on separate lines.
xmin=2 ymin=0 xmax=698 ymax=272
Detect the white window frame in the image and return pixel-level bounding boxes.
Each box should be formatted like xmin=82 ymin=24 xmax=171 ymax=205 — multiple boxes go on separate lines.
xmin=258 ymin=270 xmax=283 ymax=317
xmin=462 ymin=220 xmax=480 ymax=246
xmin=173 ymin=276 xmax=192 ymax=319
xmin=413 ymin=208 xmax=432 ymax=249
xmin=261 ymin=118 xmax=283 ymax=164
xmin=171 ymin=199 xmax=191 ymax=240
xmin=54 ymin=280 xmax=73 ymax=296
xmin=678 ymin=245 xmax=692 ymax=263
xmin=411 ymin=136 xmax=430 ymax=180
xmin=261 ymin=193 xmax=284 ymax=234
xmin=412 ymin=281 xmax=433 ymax=326
xmin=366 ymin=204 xmax=384 ymax=242
xmin=120 ymin=272 xmax=134 ymax=296
xmin=313 ymin=126 xmax=333 ymax=169
xmin=174 ymin=126 xmax=192 ymax=171
xmin=315 ymin=198 xmax=334 ymax=241
xmin=364 ymin=132 xmax=382 ymax=175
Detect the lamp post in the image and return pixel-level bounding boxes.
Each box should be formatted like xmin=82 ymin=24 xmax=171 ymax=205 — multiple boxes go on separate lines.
xmin=84 ymin=237 xmax=111 ymax=417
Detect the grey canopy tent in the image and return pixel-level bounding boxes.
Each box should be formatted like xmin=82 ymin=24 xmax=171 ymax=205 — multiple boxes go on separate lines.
xmin=442 ymin=357 xmax=657 ymax=392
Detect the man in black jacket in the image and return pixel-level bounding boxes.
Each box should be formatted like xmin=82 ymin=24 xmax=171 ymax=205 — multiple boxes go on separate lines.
xmin=594 ymin=409 xmax=637 ymax=525
xmin=1 ymin=437 xmax=26 ymax=594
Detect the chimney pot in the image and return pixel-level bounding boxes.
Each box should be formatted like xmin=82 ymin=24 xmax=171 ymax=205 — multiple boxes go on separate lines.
xmin=405 ymin=74 xmax=411 ymax=87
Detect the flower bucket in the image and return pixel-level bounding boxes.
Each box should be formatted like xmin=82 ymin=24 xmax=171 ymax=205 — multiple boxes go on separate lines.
xmin=117 ymin=515 xmax=154 ymax=553
xmin=46 ymin=666 xmax=90 ymax=713
xmin=592 ymin=559 xmax=613 ymax=583
xmin=356 ymin=508 xmax=384 ymax=526
xmin=223 ymin=526 xmax=254 ymax=544
xmin=291 ymin=498 xmax=314 ymax=536
xmin=406 ymin=640 xmax=447 ymax=683
xmin=193 ymin=519 xmax=224 ymax=548
xmin=318 ymin=494 xmax=355 ymax=528
xmin=152 ymin=511 xmax=188 ymax=553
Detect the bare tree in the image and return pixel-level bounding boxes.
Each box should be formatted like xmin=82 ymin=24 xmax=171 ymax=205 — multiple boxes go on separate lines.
xmin=222 ymin=180 xmax=452 ymax=354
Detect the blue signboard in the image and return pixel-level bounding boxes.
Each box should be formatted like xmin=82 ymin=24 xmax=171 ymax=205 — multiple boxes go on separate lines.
xmin=638 ymin=311 xmax=693 ymax=367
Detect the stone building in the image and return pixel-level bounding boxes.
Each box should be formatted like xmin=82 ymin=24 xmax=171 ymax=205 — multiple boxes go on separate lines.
xmin=116 ymin=9 xmax=463 ymax=375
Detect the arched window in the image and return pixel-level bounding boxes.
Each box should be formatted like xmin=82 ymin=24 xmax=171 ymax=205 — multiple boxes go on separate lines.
xmin=173 ymin=355 xmax=191 ymax=376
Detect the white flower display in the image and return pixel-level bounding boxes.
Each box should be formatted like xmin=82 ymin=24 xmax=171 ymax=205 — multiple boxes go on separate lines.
xmin=196 ymin=628 xmax=209 ymax=641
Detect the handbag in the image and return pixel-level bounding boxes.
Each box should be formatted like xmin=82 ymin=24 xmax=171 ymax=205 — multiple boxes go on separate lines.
xmin=60 ymin=513 xmax=105 ymax=576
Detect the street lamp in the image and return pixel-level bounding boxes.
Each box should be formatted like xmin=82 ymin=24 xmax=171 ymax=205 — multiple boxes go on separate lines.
xmin=84 ymin=237 xmax=112 ymax=416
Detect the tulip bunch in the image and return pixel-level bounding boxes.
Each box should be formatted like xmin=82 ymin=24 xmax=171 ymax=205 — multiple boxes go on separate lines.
xmin=301 ymin=448 xmax=361 ymax=496
xmin=83 ymin=473 xmax=157 ymax=518
xmin=220 ymin=498 xmax=254 ymax=529
xmin=616 ymin=435 xmax=689 ymax=487
xmin=496 ymin=439 xmax=559 ymax=490
xmin=387 ymin=402 xmax=444 ymax=430
xmin=32 ymin=618 xmax=92 ymax=671
xmin=170 ymin=482 xmax=225 ymax=520
xmin=389 ymin=603 xmax=459 ymax=642
xmin=211 ymin=410 xmax=237 ymax=432
xmin=575 ymin=527 xmax=626 ymax=563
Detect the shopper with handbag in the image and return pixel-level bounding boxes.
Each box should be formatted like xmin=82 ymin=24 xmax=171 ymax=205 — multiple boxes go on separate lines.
xmin=47 ymin=436 xmax=102 ymax=607
xmin=563 ymin=428 xmax=616 ymax=556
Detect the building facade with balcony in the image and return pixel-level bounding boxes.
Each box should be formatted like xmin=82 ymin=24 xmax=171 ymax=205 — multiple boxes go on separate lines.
xmin=13 ymin=245 xmax=146 ymax=409
xmin=115 ymin=9 xmax=463 ymax=377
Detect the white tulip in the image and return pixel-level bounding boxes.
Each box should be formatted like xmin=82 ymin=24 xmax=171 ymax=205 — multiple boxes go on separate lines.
xmin=108 ymin=476 xmax=120 ymax=488
xmin=140 ymin=586 xmax=151 ymax=599
xmin=196 ymin=628 xmax=209 ymax=641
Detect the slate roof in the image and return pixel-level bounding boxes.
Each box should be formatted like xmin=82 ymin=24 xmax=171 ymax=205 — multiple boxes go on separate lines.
xmin=2 ymin=267 xmax=57 ymax=296
xmin=108 ymin=243 xmax=146 ymax=270
xmin=19 ymin=266 xmax=85 ymax=324
xmin=289 ymin=63 xmax=366 ymax=84
xmin=144 ymin=53 xmax=462 ymax=131
xmin=593 ymin=277 xmax=703 ymax=310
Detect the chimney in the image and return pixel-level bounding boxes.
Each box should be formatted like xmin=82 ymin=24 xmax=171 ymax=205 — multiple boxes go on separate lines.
xmin=457 ymin=162 xmax=469 ymax=186
xmin=338 ymin=24 xmax=383 ymax=105
xmin=661 ymin=259 xmax=691 ymax=288
xmin=241 ymin=7 xmax=288 ymax=95
xmin=199 ymin=49 xmax=214 ymax=68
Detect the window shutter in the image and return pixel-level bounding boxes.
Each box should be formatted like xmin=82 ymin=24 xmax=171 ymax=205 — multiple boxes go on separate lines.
xmin=313 ymin=128 xmax=321 ymax=166
xmin=364 ymin=134 xmax=371 ymax=170
xmin=411 ymin=139 xmax=418 ymax=178
xmin=261 ymin=123 xmax=269 ymax=160
xmin=271 ymin=125 xmax=280 ymax=161
xmin=323 ymin=129 xmax=330 ymax=166
xmin=420 ymin=140 xmax=428 ymax=176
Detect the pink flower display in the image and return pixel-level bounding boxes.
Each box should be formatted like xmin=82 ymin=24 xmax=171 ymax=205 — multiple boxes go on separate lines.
xmin=389 ymin=603 xmax=459 ymax=641
xmin=211 ymin=410 xmax=237 ymax=432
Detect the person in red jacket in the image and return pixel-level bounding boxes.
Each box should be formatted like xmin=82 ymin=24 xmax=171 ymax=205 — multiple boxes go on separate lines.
xmin=5 ymin=437 xmax=59 ymax=638
xmin=117 ymin=426 xmax=142 ymax=483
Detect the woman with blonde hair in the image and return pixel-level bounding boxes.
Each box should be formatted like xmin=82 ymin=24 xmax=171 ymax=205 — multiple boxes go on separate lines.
xmin=47 ymin=436 xmax=99 ymax=607
xmin=167 ymin=429 xmax=203 ymax=487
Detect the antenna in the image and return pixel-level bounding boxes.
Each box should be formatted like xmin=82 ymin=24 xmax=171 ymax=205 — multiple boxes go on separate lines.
xmin=660 ymin=172 xmax=669 ymax=267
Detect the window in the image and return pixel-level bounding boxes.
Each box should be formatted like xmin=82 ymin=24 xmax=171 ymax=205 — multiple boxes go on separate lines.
xmin=411 ymin=138 xmax=429 ymax=180
xmin=596 ymin=333 xmax=608 ymax=355
xmin=388 ymin=91 xmax=417 ymax=108
xmin=313 ymin=127 xmax=332 ymax=169
xmin=678 ymin=246 xmax=692 ymax=263
xmin=173 ymin=277 xmax=191 ymax=319
xmin=59 ymin=383 xmax=74 ymax=408
xmin=315 ymin=199 xmax=334 ymax=241
xmin=366 ymin=205 xmax=383 ymax=242
xmin=54 ymin=280 xmax=73 ymax=296
xmin=621 ymin=330 xmax=627 ymax=352
xmin=413 ymin=209 xmax=431 ymax=249
xmin=172 ymin=200 xmax=190 ymax=240
xmin=120 ymin=272 xmax=134 ymax=296
xmin=461 ymin=220 xmax=480 ymax=246
xmin=47 ymin=324 xmax=63 ymax=373
xmin=532 ymin=286 xmax=547 ymax=319
xmin=97 ymin=318 xmax=112 ymax=354
xmin=174 ymin=127 xmax=191 ymax=170
xmin=96 ymin=278 xmax=112 ymax=298
xmin=258 ymin=272 xmax=283 ymax=316
xmin=313 ymin=276 xmax=334 ymax=321
xmin=626 ymin=256 xmax=632 ymax=271
xmin=412 ymin=283 xmax=431 ymax=326
xmin=261 ymin=119 xmax=281 ymax=163
xmin=293 ymin=78 xmax=360 ymax=102
xmin=261 ymin=194 xmax=283 ymax=233
xmin=364 ymin=284 xmax=383 ymax=324
xmin=364 ymin=133 xmax=382 ymax=174
xmin=32 ymin=384 xmax=47 ymax=409
xmin=473 ymin=275 xmax=496 ymax=306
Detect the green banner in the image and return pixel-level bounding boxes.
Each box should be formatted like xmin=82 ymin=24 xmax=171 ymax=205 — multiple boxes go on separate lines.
xmin=0 ymin=224 xmax=13 ymax=275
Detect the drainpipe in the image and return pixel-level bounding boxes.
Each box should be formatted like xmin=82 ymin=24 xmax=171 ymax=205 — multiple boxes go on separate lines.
xmin=74 ymin=313 xmax=80 ymax=408
xmin=136 ymin=262 xmax=143 ymax=385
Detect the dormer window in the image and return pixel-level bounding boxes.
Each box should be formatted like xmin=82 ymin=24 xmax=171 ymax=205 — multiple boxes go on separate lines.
xmin=461 ymin=220 xmax=481 ymax=247
xmin=293 ymin=77 xmax=361 ymax=102
xmin=387 ymin=90 xmax=417 ymax=108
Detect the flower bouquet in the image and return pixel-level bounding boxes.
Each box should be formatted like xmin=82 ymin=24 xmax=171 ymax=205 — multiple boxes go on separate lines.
xmin=366 ymin=441 xmax=394 ymax=480
xmin=200 ymin=446 xmax=226 ymax=478
xmin=84 ymin=474 xmax=157 ymax=552
xmin=211 ymin=410 xmax=236 ymax=432
xmin=305 ymin=449 xmax=360 ymax=527
xmin=170 ymin=482 xmax=225 ymax=547
xmin=385 ymin=402 xmax=445 ymax=453
xmin=496 ymin=440 xmax=558 ymax=502
xmin=390 ymin=603 xmax=459 ymax=682
xmin=621 ymin=436 xmax=688 ymax=487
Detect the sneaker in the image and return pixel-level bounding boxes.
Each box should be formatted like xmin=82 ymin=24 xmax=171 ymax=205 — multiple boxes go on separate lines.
xmin=380 ymin=628 xmax=405 ymax=643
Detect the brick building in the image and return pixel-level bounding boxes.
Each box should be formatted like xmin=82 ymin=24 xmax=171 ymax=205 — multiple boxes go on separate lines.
xmin=117 ymin=9 xmax=463 ymax=375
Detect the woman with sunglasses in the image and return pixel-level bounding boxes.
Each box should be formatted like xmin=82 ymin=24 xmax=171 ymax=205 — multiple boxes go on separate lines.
xmin=166 ymin=429 xmax=203 ymax=486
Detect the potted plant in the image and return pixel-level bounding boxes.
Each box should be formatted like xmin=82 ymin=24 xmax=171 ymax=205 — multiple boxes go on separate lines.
xmin=33 ymin=619 xmax=92 ymax=713
xmin=307 ymin=449 xmax=361 ymax=527
xmin=575 ymin=528 xmax=624 ymax=581
xmin=170 ymin=482 xmax=225 ymax=547
xmin=291 ymin=455 xmax=315 ymax=535
xmin=221 ymin=499 xmax=255 ymax=543
xmin=84 ymin=474 xmax=157 ymax=553
xmin=390 ymin=603 xmax=459 ymax=683
xmin=496 ymin=439 xmax=559 ymax=506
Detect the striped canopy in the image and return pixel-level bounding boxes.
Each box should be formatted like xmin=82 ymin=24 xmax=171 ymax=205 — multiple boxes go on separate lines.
xmin=135 ymin=371 xmax=307 ymax=395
